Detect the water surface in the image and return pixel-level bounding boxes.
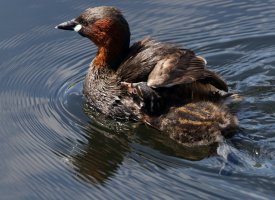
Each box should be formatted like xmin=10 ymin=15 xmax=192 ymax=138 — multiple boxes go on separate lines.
xmin=1 ymin=0 xmax=275 ymax=199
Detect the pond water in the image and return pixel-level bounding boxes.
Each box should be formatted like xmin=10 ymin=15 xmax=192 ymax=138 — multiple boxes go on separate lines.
xmin=1 ymin=0 xmax=275 ymax=199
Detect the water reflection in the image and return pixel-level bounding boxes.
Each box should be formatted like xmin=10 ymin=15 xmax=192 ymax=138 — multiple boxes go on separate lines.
xmin=69 ymin=108 xmax=221 ymax=185
xmin=132 ymin=125 xmax=219 ymax=161
xmin=72 ymin=123 xmax=130 ymax=184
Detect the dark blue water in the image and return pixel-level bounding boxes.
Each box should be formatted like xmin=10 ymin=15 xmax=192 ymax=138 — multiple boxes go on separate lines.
xmin=1 ymin=0 xmax=275 ymax=199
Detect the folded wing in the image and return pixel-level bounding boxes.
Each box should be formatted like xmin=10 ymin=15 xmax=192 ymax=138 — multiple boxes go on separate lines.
xmin=147 ymin=50 xmax=228 ymax=92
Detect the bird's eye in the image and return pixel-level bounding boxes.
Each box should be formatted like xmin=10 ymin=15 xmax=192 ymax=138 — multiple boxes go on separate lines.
xmin=77 ymin=18 xmax=88 ymax=26
xmin=81 ymin=21 xmax=88 ymax=26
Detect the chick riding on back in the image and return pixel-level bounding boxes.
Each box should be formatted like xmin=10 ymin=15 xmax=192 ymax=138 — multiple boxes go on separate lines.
xmin=56 ymin=6 xmax=238 ymax=146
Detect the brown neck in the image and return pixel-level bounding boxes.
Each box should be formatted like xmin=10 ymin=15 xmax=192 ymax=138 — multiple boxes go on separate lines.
xmin=89 ymin=18 xmax=130 ymax=70
xmin=93 ymin=43 xmax=128 ymax=70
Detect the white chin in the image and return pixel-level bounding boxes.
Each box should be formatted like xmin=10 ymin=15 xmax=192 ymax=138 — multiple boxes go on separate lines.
xmin=74 ymin=24 xmax=82 ymax=32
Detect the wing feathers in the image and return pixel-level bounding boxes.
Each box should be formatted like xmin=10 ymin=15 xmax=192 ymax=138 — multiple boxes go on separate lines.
xmin=147 ymin=52 xmax=228 ymax=91
xmin=118 ymin=38 xmax=228 ymax=92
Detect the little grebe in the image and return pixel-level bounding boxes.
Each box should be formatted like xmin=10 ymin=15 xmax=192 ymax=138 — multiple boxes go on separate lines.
xmin=56 ymin=6 xmax=238 ymax=146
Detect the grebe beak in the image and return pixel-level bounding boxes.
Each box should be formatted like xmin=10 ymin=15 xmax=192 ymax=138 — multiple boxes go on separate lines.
xmin=55 ymin=19 xmax=82 ymax=32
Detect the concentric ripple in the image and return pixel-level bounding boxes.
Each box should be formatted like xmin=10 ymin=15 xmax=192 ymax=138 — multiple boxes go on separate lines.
xmin=1 ymin=0 xmax=275 ymax=199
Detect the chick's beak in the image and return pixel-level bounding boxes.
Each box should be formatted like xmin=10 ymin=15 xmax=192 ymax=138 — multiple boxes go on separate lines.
xmin=55 ymin=19 xmax=82 ymax=32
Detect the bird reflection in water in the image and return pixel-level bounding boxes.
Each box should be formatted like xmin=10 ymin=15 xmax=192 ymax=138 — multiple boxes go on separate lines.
xmin=68 ymin=106 xmax=219 ymax=185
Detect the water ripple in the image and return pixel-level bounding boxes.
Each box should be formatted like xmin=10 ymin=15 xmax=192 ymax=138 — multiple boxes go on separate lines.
xmin=1 ymin=0 xmax=275 ymax=199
